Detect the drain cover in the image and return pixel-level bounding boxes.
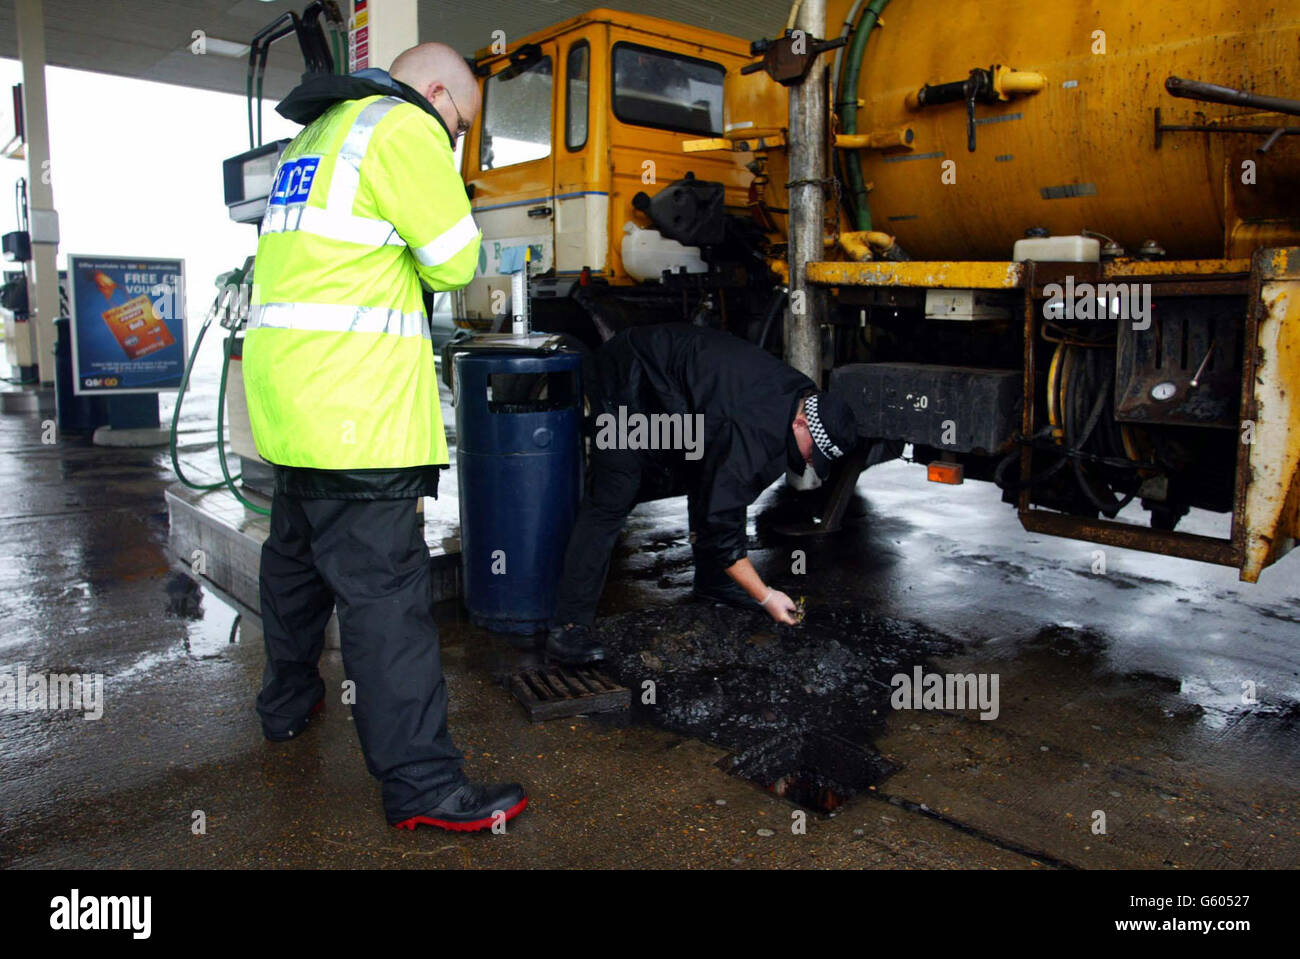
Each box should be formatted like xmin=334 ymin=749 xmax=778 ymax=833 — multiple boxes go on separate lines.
xmin=507 ymin=666 xmax=630 ymax=722
xmin=720 ymin=731 xmax=896 ymax=812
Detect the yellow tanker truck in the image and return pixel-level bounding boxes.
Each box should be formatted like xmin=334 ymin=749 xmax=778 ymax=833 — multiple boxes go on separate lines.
xmin=455 ymin=2 xmax=1299 ymax=583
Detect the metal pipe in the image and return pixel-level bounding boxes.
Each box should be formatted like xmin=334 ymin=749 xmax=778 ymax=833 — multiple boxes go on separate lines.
xmin=246 ymin=12 xmax=295 ymax=150
xmin=785 ymin=0 xmax=827 ymax=382
xmin=1166 ymin=75 xmax=1300 ymax=119
xmin=839 ymin=230 xmax=898 ymax=261
xmin=835 ymin=127 xmax=913 ymax=150
xmin=785 ymin=0 xmax=805 ymax=32
xmin=511 ymin=247 xmax=532 ymax=337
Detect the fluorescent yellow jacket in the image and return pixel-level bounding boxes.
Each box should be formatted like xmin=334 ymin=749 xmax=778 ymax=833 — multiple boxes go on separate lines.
xmin=243 ymin=84 xmax=479 ymax=497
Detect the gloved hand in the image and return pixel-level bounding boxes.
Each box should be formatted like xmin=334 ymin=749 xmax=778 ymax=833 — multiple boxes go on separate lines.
xmin=760 ymin=588 xmax=799 ymax=625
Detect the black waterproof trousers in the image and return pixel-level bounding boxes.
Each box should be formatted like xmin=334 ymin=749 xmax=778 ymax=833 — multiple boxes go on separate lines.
xmin=255 ymin=492 xmax=463 ymax=823
xmin=552 ymin=446 xmax=646 ymax=627
xmin=551 ymin=446 xmax=744 ymax=628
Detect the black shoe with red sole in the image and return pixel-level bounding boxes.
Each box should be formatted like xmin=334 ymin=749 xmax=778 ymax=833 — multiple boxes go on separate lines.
xmin=392 ymin=782 xmax=529 ymax=833
xmin=261 ymin=695 xmax=324 ymax=742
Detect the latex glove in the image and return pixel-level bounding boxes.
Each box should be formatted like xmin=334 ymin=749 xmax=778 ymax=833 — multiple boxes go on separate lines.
xmin=760 ymin=588 xmax=798 ymax=625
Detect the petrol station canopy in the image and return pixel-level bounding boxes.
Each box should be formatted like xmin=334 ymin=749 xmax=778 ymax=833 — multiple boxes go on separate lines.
xmin=0 ymin=0 xmax=789 ymax=99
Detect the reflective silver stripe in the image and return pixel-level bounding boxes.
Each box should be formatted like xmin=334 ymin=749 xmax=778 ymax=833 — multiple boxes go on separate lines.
xmin=248 ymin=302 xmax=430 ymax=339
xmin=259 ymin=96 xmax=408 ymax=248
xmin=412 ymin=213 xmax=481 ymax=267
xmin=328 ymin=96 xmax=404 ymax=215
xmin=262 ymin=203 xmax=405 ymax=247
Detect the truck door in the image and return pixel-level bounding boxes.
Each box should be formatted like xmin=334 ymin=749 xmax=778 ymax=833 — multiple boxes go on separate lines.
xmin=553 ymin=36 xmax=605 ymax=285
xmin=460 ymin=42 xmax=560 ymax=330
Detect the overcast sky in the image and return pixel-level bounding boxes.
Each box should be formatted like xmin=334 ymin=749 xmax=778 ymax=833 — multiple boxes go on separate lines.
xmin=1 ymin=57 xmax=301 ymax=325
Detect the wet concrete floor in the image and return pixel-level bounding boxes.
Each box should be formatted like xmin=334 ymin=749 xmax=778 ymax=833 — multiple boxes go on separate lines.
xmin=1 ymin=386 xmax=1297 ymax=869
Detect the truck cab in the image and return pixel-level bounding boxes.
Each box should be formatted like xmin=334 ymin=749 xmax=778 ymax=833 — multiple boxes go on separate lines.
xmin=456 ymin=8 xmax=766 ymax=347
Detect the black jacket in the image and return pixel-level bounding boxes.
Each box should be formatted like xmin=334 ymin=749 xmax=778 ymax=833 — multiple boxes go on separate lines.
xmin=268 ymin=69 xmax=454 ymax=501
xmin=593 ymin=324 xmax=816 ymax=566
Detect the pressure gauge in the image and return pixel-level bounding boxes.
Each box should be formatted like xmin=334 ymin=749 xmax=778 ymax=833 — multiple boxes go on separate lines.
xmin=1150 ymin=381 xmax=1178 ymax=401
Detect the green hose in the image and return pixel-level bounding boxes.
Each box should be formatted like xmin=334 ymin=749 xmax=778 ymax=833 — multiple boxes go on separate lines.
xmin=168 ymin=279 xmax=271 ymax=516
xmin=170 ymin=312 xmax=229 ymax=492
xmin=216 ymin=331 xmax=271 ymax=516
xmin=331 ymin=26 xmax=345 ymax=75
xmin=841 ymin=0 xmax=891 ymax=230
xmin=246 ymin=70 xmax=255 ymax=151
xmin=255 ymin=70 xmax=265 ymax=147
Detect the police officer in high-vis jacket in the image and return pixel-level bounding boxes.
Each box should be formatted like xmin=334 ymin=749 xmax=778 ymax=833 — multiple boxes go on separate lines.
xmin=243 ymin=43 xmax=528 ymax=832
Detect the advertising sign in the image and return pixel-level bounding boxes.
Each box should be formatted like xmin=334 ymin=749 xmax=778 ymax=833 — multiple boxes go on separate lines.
xmin=67 ymin=255 xmax=186 ymax=395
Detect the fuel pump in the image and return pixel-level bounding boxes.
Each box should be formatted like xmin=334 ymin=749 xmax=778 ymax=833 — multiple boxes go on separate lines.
xmin=168 ymin=2 xmax=346 ymax=513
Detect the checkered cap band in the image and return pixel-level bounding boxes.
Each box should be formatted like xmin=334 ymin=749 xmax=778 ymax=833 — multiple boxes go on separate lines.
xmin=805 ymin=394 xmax=843 ymax=460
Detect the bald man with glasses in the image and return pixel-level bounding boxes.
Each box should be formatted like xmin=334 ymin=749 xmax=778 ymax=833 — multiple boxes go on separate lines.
xmin=246 ymin=44 xmax=527 ymax=833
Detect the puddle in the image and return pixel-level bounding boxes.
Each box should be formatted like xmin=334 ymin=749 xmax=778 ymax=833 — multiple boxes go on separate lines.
xmin=165 ymin=573 xmax=242 ymax=659
xmin=1007 ymin=622 xmax=1300 ymax=733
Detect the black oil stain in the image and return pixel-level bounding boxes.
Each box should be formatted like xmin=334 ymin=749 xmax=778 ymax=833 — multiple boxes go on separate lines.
xmin=594 ymin=602 xmax=958 ymax=812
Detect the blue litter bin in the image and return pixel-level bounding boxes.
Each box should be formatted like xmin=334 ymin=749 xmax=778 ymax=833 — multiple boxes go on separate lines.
xmin=454 ymin=350 xmax=583 ymax=634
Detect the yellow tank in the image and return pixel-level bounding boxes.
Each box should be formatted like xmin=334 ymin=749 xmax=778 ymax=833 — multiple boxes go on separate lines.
xmin=735 ymin=0 xmax=1300 ymax=261
xmin=699 ymin=2 xmax=1300 ymax=583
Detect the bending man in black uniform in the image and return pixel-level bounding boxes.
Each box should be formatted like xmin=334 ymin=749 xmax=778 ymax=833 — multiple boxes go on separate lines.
xmin=546 ymin=324 xmax=859 ymax=664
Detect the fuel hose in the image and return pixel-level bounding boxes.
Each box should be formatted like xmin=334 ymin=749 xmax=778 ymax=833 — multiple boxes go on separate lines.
xmin=168 ymin=278 xmax=271 ymax=516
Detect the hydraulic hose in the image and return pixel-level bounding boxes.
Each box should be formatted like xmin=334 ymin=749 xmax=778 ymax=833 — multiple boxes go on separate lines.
xmin=1065 ymin=346 xmax=1133 ymax=518
xmin=841 ymin=0 xmax=891 ymax=230
xmin=993 ymin=425 xmax=1070 ymax=493
xmin=831 ymin=0 xmax=867 ymax=110
xmin=831 ymin=0 xmax=868 ymax=225
xmin=757 ymin=288 xmax=788 ymax=350
xmin=996 ymin=346 xmax=1144 ymax=502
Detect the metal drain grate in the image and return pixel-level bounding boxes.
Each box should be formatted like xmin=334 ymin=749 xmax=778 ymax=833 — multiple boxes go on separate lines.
xmin=506 ymin=666 xmax=630 ymax=722
xmin=719 ymin=731 xmax=895 ymax=813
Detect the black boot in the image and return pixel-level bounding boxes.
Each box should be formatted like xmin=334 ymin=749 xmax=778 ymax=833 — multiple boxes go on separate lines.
xmin=262 ymin=694 xmax=324 ymax=742
xmin=392 ymin=781 xmax=529 ymax=832
xmin=692 ymin=560 xmax=761 ymax=610
xmin=545 ymin=624 xmax=606 ymax=665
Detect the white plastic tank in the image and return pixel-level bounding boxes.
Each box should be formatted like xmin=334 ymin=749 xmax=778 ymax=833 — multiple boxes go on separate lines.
xmin=1012 ymin=235 xmax=1101 ymax=263
xmin=621 ymin=222 xmax=708 ymax=282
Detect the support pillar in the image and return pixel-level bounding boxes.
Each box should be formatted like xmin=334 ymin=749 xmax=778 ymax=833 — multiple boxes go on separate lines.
xmin=348 ymin=0 xmax=419 ymax=73
xmin=15 ymin=0 xmax=59 ymax=386
xmin=785 ymin=0 xmax=828 ymax=385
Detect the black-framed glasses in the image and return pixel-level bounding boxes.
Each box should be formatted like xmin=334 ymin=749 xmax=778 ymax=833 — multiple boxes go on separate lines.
xmin=444 ymin=87 xmax=470 ymax=138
